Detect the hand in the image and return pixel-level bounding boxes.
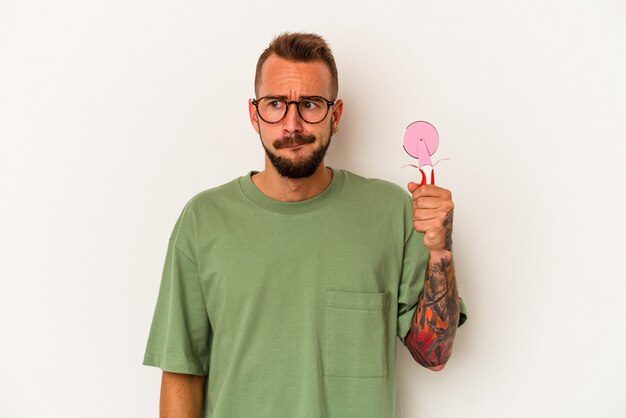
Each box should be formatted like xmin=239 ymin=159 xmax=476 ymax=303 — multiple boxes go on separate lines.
xmin=407 ymin=182 xmax=454 ymax=252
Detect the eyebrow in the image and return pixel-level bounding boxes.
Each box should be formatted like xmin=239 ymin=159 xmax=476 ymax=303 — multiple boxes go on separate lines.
xmin=262 ymin=95 xmax=320 ymax=100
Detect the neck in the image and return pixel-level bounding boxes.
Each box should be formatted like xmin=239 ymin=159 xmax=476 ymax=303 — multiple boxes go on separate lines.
xmin=252 ymin=161 xmax=333 ymax=202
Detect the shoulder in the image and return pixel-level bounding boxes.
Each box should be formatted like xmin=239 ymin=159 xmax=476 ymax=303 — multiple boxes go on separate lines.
xmin=168 ymin=175 xmax=246 ymax=232
xmin=339 ymin=169 xmax=411 ymax=204
xmin=183 ymin=175 xmax=246 ymax=212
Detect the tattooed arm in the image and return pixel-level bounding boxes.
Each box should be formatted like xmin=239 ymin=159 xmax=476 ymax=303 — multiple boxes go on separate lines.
xmin=405 ymin=183 xmax=460 ymax=370
xmin=405 ymin=249 xmax=460 ymax=370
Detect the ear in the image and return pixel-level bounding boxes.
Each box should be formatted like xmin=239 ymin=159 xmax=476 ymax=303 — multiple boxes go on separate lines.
xmin=249 ymin=99 xmax=260 ymax=133
xmin=330 ymin=99 xmax=344 ymax=134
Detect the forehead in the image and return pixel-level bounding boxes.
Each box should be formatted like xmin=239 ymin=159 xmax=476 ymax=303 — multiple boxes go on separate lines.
xmin=258 ymin=55 xmax=332 ymax=97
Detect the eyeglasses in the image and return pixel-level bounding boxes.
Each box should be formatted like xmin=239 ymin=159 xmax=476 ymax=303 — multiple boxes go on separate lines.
xmin=251 ymin=96 xmax=335 ymax=124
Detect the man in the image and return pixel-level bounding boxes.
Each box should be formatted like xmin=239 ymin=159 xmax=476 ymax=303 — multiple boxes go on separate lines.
xmin=144 ymin=32 xmax=467 ymax=418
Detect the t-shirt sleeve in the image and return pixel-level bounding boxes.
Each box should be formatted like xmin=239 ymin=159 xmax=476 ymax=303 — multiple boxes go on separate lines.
xmin=396 ymin=221 xmax=429 ymax=343
xmin=143 ymin=204 xmax=212 ymax=375
xmin=396 ymin=195 xmax=468 ymax=344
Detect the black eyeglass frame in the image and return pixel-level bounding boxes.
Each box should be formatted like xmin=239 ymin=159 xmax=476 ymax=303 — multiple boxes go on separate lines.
xmin=251 ymin=96 xmax=335 ymax=124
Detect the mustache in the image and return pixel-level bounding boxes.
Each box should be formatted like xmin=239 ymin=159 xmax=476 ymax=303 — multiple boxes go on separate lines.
xmin=273 ymin=133 xmax=316 ymax=149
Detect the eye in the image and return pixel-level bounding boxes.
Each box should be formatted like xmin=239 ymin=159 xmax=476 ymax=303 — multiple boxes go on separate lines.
xmin=300 ymin=100 xmax=319 ymax=110
xmin=261 ymin=98 xmax=286 ymax=111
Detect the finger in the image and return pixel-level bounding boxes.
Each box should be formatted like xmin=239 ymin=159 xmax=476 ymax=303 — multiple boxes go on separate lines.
xmin=413 ymin=199 xmax=454 ymax=217
xmin=413 ymin=196 xmax=444 ymax=209
xmin=407 ymin=182 xmax=420 ymax=193
xmin=412 ymin=221 xmax=445 ymax=240
xmin=412 ymin=219 xmax=430 ymax=233
xmin=411 ymin=184 xmax=452 ymax=200
xmin=413 ymin=208 xmax=441 ymax=221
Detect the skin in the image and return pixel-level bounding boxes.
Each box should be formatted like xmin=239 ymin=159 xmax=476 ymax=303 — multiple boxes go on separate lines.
xmin=247 ymin=55 xmax=344 ymax=202
xmin=404 ymin=182 xmax=460 ymax=371
xmin=160 ymin=371 xmax=205 ymax=418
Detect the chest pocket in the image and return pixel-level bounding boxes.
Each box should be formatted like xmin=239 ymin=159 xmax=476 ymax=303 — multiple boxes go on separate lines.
xmin=324 ymin=290 xmax=389 ymax=377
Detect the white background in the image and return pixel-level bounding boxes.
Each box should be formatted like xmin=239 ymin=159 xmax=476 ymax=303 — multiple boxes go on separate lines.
xmin=1 ymin=1 xmax=625 ymax=417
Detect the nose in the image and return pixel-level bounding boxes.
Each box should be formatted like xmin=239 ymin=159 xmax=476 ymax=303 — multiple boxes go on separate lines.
xmin=282 ymin=102 xmax=303 ymax=134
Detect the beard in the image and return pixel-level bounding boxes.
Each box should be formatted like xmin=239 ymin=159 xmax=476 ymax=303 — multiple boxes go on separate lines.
xmin=260 ymin=128 xmax=333 ymax=179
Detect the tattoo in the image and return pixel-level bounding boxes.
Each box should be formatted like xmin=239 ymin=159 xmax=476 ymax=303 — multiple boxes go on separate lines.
xmin=443 ymin=209 xmax=454 ymax=251
xmin=404 ymin=254 xmax=460 ymax=369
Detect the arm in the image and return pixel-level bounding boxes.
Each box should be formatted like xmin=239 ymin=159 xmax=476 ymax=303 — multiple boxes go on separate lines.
xmin=404 ymin=183 xmax=460 ymax=371
xmin=405 ymin=249 xmax=459 ymax=370
xmin=160 ymin=371 xmax=206 ymax=418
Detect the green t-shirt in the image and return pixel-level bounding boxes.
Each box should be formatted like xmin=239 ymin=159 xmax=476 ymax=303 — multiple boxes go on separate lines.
xmin=144 ymin=169 xmax=467 ymax=417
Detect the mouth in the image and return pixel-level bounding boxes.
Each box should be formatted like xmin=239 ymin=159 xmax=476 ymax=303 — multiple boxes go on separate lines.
xmin=273 ymin=134 xmax=316 ymax=150
xmin=281 ymin=144 xmax=306 ymax=150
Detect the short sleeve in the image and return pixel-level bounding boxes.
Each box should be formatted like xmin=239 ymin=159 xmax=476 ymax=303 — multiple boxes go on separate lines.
xmin=396 ymin=223 xmax=429 ymax=343
xmin=143 ymin=205 xmax=212 ymax=375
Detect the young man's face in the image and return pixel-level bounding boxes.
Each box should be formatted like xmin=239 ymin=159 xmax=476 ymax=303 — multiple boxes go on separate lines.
xmin=249 ymin=55 xmax=343 ymax=178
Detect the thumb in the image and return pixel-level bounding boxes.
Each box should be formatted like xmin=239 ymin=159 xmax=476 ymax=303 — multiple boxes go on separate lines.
xmin=407 ymin=182 xmax=419 ymax=193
